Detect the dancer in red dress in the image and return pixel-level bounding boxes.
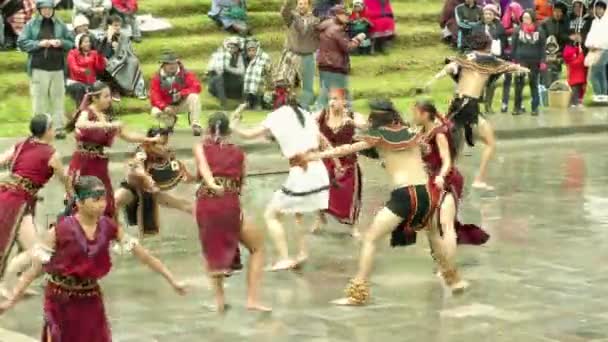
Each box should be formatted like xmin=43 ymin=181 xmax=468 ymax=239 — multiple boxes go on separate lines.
xmin=193 ymin=112 xmax=269 ymax=313
xmin=0 ymin=176 xmax=186 ymax=341
xmin=65 ymin=81 xmax=160 ymax=219
xmin=413 ymin=100 xmax=489 ymax=265
xmin=314 ymin=88 xmax=367 ymax=236
xmin=0 ymin=114 xmax=70 ymax=297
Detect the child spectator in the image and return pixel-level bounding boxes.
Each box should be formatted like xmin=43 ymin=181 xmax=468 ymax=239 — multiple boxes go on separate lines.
xmin=348 ymin=0 xmax=372 ymax=55
xmin=563 ymin=43 xmax=587 ymax=107
xmin=110 ymin=0 xmax=141 ymax=42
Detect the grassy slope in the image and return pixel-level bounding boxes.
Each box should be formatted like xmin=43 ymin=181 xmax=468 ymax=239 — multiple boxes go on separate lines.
xmin=0 ymin=0 xmax=547 ymax=137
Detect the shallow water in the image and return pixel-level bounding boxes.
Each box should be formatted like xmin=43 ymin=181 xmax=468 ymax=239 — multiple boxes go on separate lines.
xmin=2 ymin=136 xmax=608 ymax=342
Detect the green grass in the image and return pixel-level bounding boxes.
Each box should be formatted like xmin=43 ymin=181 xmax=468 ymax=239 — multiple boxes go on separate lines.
xmin=0 ymin=0 xmax=452 ymax=137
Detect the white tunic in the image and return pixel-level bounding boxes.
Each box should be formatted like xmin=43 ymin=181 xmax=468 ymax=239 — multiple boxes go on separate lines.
xmin=262 ymin=105 xmax=329 ymax=213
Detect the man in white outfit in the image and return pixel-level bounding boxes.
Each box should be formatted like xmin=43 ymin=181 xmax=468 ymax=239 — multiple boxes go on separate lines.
xmin=231 ymin=96 xmax=331 ymax=271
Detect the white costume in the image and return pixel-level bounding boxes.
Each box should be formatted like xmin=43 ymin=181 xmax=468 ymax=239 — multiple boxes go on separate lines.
xmin=262 ymin=105 xmax=330 ymax=213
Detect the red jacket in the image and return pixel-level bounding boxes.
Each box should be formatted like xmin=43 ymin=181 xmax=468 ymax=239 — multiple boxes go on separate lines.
xmin=562 ymin=44 xmax=587 ymax=86
xmin=150 ymin=63 xmax=201 ymax=110
xmin=111 ymin=0 xmax=138 ymax=14
xmin=67 ymin=49 xmax=106 ymax=85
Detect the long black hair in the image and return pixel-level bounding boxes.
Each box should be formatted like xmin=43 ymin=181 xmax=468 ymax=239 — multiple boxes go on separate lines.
xmin=207 ymin=112 xmax=231 ymax=141
xmin=414 ymin=99 xmax=439 ymax=122
xmin=65 ymin=81 xmax=110 ymax=133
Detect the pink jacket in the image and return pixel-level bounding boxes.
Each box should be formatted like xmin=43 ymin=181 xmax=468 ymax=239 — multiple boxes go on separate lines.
xmin=502 ymin=2 xmax=523 ymax=36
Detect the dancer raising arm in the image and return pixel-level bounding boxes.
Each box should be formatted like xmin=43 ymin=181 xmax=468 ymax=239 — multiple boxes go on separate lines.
xmin=0 ymin=176 xmax=186 ymax=341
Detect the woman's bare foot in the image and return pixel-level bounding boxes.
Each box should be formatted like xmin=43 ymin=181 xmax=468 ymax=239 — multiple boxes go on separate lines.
xmin=472 ymin=181 xmax=495 ymax=191
xmin=292 ymin=253 xmax=308 ymax=270
xmin=267 ymin=259 xmax=296 ymax=272
xmin=246 ymin=301 xmax=272 ymax=312
xmin=351 ymin=227 xmax=362 ymax=240
xmin=450 ymin=280 xmax=470 ymax=295
xmin=331 ymin=297 xmax=365 ymax=306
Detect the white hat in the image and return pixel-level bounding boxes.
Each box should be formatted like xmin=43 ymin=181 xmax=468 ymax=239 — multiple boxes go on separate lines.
xmin=353 ymin=0 xmax=364 ymax=7
xmin=73 ymin=14 xmax=89 ymax=29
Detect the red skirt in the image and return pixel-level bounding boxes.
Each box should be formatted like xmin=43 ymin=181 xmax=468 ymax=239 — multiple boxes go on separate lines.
xmin=444 ymin=169 xmax=489 ymax=245
xmin=69 ymin=152 xmax=115 ymax=218
xmin=42 ymin=282 xmax=110 ymax=342
xmin=196 ymin=194 xmax=242 ymax=274
xmin=323 ymin=159 xmax=362 ymax=225
xmin=0 ymin=187 xmax=32 ymax=276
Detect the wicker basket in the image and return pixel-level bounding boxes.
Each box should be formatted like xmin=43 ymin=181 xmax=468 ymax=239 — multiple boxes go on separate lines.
xmin=548 ymin=81 xmax=571 ymax=109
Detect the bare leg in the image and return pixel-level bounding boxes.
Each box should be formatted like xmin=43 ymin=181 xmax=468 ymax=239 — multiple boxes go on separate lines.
xmin=240 ymin=217 xmax=271 ymax=312
xmin=293 ymin=213 xmax=308 ymax=266
xmin=114 ymin=188 xmax=136 ymax=226
xmin=155 ymin=191 xmax=194 ymax=214
xmin=439 ymin=194 xmax=457 ymax=262
xmin=311 ymin=211 xmax=327 ymax=234
xmin=210 ymin=275 xmax=227 ymax=313
xmin=427 ymin=212 xmax=468 ymax=294
xmin=473 ymin=117 xmax=496 ymax=190
xmin=4 ymin=215 xmax=39 ymax=296
xmin=264 ymin=207 xmax=295 ymax=271
xmin=333 ymin=207 xmax=403 ymax=305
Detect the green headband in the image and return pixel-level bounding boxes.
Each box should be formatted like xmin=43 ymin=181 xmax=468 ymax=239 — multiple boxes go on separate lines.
xmin=75 ymin=189 xmax=106 ymax=201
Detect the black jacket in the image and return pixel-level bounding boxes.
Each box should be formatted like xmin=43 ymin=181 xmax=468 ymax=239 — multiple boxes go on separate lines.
xmin=472 ymin=20 xmax=508 ymax=57
xmin=511 ymin=26 xmax=546 ymax=64
xmin=540 ymin=17 xmax=570 ymax=52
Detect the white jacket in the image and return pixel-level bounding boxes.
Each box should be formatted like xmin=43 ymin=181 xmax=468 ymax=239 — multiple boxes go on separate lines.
xmin=585 ymin=2 xmax=608 ymax=50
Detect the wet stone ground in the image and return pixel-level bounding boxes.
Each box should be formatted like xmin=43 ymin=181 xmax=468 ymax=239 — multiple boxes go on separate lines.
xmin=2 ymin=135 xmax=608 ymax=342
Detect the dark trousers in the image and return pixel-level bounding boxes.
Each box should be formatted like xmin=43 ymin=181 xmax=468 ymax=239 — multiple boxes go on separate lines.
xmin=514 ymin=63 xmax=541 ymax=112
xmin=66 ymin=81 xmax=90 ymax=106
xmin=502 ymin=73 xmax=513 ymax=106
xmin=570 ymin=84 xmax=586 ymax=106
xmin=542 ymin=61 xmax=562 ymax=89
xmin=208 ymin=72 xmax=244 ymax=106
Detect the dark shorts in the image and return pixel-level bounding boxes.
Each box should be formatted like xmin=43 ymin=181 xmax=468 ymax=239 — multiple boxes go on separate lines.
xmin=386 ymin=184 xmax=438 ymax=231
xmin=448 ymin=96 xmax=481 ymax=148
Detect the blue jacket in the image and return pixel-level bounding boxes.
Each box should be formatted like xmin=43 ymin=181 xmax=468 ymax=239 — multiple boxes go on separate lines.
xmin=17 ymin=15 xmax=74 ymax=76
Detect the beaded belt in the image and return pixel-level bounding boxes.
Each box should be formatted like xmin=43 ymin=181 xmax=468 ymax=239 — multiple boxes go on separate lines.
xmin=46 ymin=273 xmax=99 ymax=292
xmin=77 ymin=143 xmax=107 ymax=158
xmin=0 ymin=174 xmax=42 ymax=196
xmin=196 ymin=177 xmax=241 ymax=198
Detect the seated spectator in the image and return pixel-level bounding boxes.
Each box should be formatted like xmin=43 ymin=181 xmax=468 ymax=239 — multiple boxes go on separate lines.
xmin=569 ymin=0 xmax=592 ymax=52
xmin=243 ymin=38 xmax=272 ymax=109
xmin=72 ymin=14 xmax=100 ymax=48
xmin=360 ymin=0 xmax=395 ymax=53
xmin=74 ymin=0 xmax=111 ymax=31
xmin=540 ymin=1 xmax=569 ymax=88
xmin=66 ymin=32 xmax=106 ymax=105
xmin=0 ymin=0 xmax=36 ymax=49
xmin=208 ymin=0 xmax=249 ymax=35
xmin=313 ymin=0 xmax=342 ymax=19
xmin=150 ymin=50 xmax=203 ymax=136
xmin=511 ymin=10 xmax=545 ymax=116
xmin=455 ymin=0 xmax=483 ymax=51
xmin=585 ymin=0 xmax=608 ymax=103
xmin=474 ymin=4 xmax=507 ymax=113
xmin=440 ymin=0 xmax=462 ymax=47
xmin=563 ymin=43 xmax=587 ymax=107
xmin=534 ymin=0 xmax=553 ymax=23
xmin=97 ymin=15 xmax=146 ymax=100
xmin=500 ymin=1 xmax=524 ymax=112
xmin=348 ymin=0 xmax=372 ymax=55
xmin=206 ymin=37 xmax=246 ymax=108
xmin=110 ymin=0 xmax=141 ymax=42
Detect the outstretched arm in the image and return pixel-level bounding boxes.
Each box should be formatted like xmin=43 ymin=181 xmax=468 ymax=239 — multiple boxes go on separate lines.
xmin=49 ymin=152 xmax=72 ymax=196
xmin=425 ymin=62 xmax=458 ymax=88
xmin=116 ymin=227 xmax=186 ymax=295
xmin=119 ymin=127 xmax=158 ymax=144
xmin=192 ymin=143 xmax=222 ymax=192
xmin=230 ymin=105 xmax=270 ymax=139
xmin=311 ymin=141 xmax=374 ymax=160
xmin=0 ymin=146 xmax=15 ymax=168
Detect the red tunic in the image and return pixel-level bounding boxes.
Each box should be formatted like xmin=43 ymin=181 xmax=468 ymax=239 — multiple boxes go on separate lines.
xmin=423 ymin=119 xmax=489 ymax=245
xmin=42 ymin=216 xmax=117 ymax=342
xmin=362 ymin=0 xmax=396 ymax=38
xmin=195 ymin=139 xmax=245 ymax=273
xmin=68 ymin=109 xmax=118 ymax=218
xmin=318 ymin=110 xmax=362 ymax=225
xmin=0 ymin=139 xmax=54 ymax=277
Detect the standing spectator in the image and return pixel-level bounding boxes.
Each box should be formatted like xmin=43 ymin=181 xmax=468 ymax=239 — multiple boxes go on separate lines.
xmin=535 ymin=0 xmax=553 ymax=23
xmin=500 ymin=1 xmax=524 ymax=112
xmin=315 ymin=5 xmax=365 ymax=109
xmin=17 ymin=0 xmax=74 ymax=139
xmin=73 ymin=0 xmax=111 ymax=31
xmin=110 ymin=0 xmax=141 ymax=42
xmin=474 ymin=4 xmax=507 ymax=113
xmin=150 ymin=50 xmax=203 ymax=135
xmin=540 ymin=1 xmax=570 ymax=88
xmin=361 ymin=0 xmax=396 ymax=54
xmin=0 ymin=0 xmax=36 ymax=49
xmin=208 ymin=0 xmax=249 ymax=35
xmin=348 ymin=0 xmax=373 ymax=55
xmin=563 ymin=43 xmax=587 ymax=106
xmin=440 ymin=0 xmax=463 ymax=47
xmin=585 ymin=0 xmax=608 ymax=103
xmin=66 ymin=33 xmax=106 ymax=105
xmin=278 ymin=0 xmax=319 ymax=110
xmin=243 ymin=38 xmax=272 ymax=109
xmin=97 ymin=15 xmax=146 ymax=100
xmin=511 ymin=10 xmax=545 ymax=115
xmin=206 ymin=37 xmax=246 ymax=108
xmin=455 ymin=0 xmax=483 ymax=51
xmin=569 ymin=0 xmax=592 ymax=52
